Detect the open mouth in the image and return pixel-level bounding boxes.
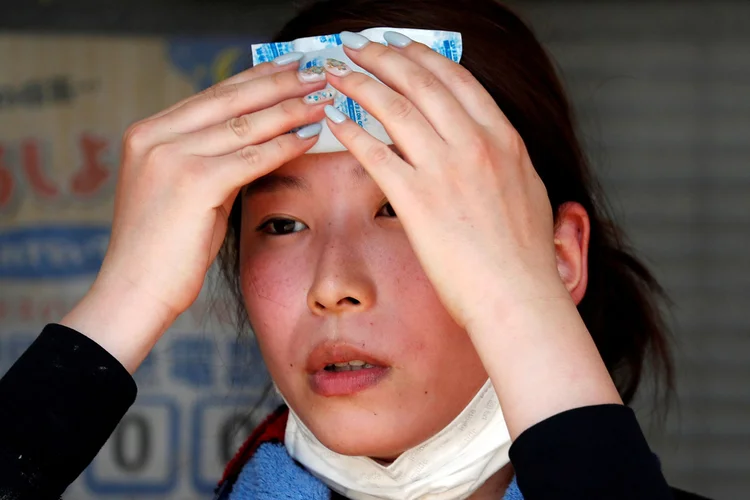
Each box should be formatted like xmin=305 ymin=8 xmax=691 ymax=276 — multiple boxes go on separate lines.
xmin=307 ymin=341 xmax=391 ymax=396
xmin=324 ymin=360 xmax=378 ymax=372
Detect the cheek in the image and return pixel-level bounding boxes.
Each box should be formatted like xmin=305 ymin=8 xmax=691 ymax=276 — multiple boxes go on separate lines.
xmin=382 ymin=241 xmax=486 ymax=392
xmin=242 ymin=256 xmax=301 ymax=313
xmin=242 ymin=256 xmax=302 ymax=311
xmin=372 ymin=238 xmax=470 ymax=365
xmin=239 ymin=245 xmax=309 ymax=365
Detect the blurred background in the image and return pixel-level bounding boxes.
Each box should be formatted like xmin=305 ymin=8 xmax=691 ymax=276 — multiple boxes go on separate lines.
xmin=0 ymin=0 xmax=748 ymax=499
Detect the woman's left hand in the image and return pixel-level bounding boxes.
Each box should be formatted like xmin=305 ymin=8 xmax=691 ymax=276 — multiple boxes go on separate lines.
xmin=323 ymin=33 xmax=568 ymax=331
xmin=324 ymin=33 xmax=623 ymax=437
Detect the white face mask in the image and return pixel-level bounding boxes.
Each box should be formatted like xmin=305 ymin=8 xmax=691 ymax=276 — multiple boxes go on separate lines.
xmin=284 ymin=379 xmax=512 ymax=500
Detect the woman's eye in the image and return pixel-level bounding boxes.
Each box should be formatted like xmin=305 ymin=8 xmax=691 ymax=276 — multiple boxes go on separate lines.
xmin=256 ymin=218 xmax=308 ymax=235
xmin=377 ymin=202 xmax=397 ymax=218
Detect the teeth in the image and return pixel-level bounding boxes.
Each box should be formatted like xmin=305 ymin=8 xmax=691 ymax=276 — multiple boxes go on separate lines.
xmin=325 ymin=360 xmax=377 ymax=372
xmin=333 ymin=360 xmax=366 ymax=367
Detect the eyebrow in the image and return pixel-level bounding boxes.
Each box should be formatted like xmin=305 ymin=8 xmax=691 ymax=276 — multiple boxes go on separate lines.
xmin=350 ymin=163 xmax=370 ymax=182
xmin=243 ymin=164 xmax=370 ymax=197
xmin=244 ymin=173 xmax=309 ymax=197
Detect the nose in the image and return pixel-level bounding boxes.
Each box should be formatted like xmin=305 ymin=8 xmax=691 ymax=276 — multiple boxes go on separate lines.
xmin=307 ymin=240 xmax=376 ymax=316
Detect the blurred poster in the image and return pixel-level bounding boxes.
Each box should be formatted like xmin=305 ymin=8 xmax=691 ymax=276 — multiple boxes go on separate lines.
xmin=0 ymin=35 xmax=276 ymax=499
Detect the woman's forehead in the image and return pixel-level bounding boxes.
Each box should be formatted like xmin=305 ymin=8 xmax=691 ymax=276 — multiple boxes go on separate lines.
xmin=272 ymin=152 xmax=373 ymax=189
xmin=278 ymin=145 xmax=401 ymax=177
xmin=278 ymin=151 xmax=360 ymax=176
xmin=243 ymin=152 xmax=373 ymax=198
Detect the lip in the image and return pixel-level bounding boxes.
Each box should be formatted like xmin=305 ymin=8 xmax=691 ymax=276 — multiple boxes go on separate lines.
xmin=306 ymin=341 xmax=391 ymax=397
xmin=310 ymin=367 xmax=390 ymax=397
xmin=306 ymin=341 xmax=389 ymax=372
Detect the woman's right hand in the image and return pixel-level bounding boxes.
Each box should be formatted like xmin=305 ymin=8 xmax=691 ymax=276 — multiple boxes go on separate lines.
xmin=62 ymin=57 xmax=329 ymax=372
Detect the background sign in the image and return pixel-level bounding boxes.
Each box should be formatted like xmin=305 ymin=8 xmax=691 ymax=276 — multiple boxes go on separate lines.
xmin=0 ymin=34 xmax=279 ymax=500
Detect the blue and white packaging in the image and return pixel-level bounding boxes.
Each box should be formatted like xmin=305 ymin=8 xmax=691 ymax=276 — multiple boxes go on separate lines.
xmin=252 ymin=28 xmax=463 ymax=154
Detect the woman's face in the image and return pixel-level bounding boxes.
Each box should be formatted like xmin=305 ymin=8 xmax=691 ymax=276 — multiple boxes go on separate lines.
xmin=239 ymin=151 xmax=488 ymax=459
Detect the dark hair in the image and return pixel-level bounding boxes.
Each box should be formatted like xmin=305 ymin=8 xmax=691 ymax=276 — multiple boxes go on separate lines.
xmin=218 ymin=0 xmax=674 ymax=406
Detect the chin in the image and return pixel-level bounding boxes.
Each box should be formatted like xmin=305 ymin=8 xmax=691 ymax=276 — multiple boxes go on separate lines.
xmin=300 ymin=404 xmax=423 ymax=459
xmin=315 ymin=427 xmax=406 ymax=460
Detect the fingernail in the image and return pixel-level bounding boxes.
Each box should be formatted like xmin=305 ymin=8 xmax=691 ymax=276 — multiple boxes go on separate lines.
xmin=324 ymin=58 xmax=352 ymax=77
xmin=340 ymin=31 xmax=370 ymax=50
xmin=272 ymin=51 xmax=304 ymax=66
xmin=303 ymin=89 xmax=336 ymax=105
xmin=297 ymin=65 xmax=326 ymax=82
xmin=295 ymin=123 xmax=323 ymax=139
xmin=383 ymin=31 xmax=413 ymax=48
xmin=324 ymin=105 xmax=348 ymax=124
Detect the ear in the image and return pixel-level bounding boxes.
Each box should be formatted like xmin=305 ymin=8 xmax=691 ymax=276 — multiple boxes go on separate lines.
xmin=554 ymin=202 xmax=590 ymax=305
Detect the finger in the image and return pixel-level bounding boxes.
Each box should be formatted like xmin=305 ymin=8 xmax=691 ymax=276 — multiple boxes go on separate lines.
xmin=223 ymin=52 xmax=306 ymax=86
xmin=338 ymin=32 xmax=478 ymax=145
xmin=148 ymin=54 xmax=305 ymax=122
xmin=322 ymin=61 xmax=446 ymax=166
xmin=154 ymin=69 xmax=327 ymax=137
xmin=205 ymin=124 xmax=322 ymax=197
xmin=323 ymin=105 xmax=412 ymax=201
xmin=178 ymin=90 xmax=334 ymax=157
xmin=382 ymin=32 xmax=509 ymax=131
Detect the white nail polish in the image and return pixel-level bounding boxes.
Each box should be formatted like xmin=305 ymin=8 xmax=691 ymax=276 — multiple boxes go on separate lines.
xmin=295 ymin=123 xmax=323 ymax=139
xmin=304 ymin=89 xmax=336 ymax=104
xmin=272 ymin=51 xmax=304 ymax=66
xmin=383 ymin=31 xmax=413 ymax=48
xmin=324 ymin=105 xmax=348 ymax=124
xmin=324 ymin=58 xmax=352 ymax=77
xmin=340 ymin=31 xmax=370 ymax=50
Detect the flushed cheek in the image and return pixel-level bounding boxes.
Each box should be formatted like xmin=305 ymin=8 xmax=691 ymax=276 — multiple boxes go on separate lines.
xmin=376 ymin=239 xmax=481 ymax=379
xmin=378 ymin=250 xmax=453 ymax=333
xmin=241 ymin=251 xmax=309 ymax=312
xmin=240 ymin=253 xmax=310 ymax=365
xmin=241 ymin=282 xmax=305 ymax=404
xmin=367 ymin=237 xmax=467 ymax=368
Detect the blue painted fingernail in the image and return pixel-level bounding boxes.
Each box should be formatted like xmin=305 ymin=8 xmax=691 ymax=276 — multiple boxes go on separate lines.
xmin=383 ymin=31 xmax=413 ymax=48
xmin=295 ymin=123 xmax=323 ymax=139
xmin=303 ymin=89 xmax=336 ymax=105
xmin=340 ymin=31 xmax=371 ymax=50
xmin=272 ymin=51 xmax=304 ymax=66
xmin=324 ymin=105 xmax=348 ymax=124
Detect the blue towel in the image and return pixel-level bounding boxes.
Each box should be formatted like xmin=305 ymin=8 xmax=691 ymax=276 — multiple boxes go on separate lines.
xmin=229 ymin=442 xmax=524 ymax=499
xmin=503 ymin=475 xmax=524 ymax=500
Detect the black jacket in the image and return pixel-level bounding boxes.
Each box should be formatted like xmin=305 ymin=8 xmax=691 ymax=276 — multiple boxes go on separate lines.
xmin=0 ymin=324 xmax=710 ymax=499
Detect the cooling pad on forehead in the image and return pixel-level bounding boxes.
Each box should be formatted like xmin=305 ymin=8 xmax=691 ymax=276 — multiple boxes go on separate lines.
xmin=252 ymin=28 xmax=463 ymax=154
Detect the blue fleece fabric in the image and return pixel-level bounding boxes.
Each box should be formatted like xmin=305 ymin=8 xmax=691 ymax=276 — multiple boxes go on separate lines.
xmin=229 ymin=443 xmax=330 ymax=500
xmin=229 ymin=442 xmax=524 ymax=499
xmin=503 ymin=475 xmax=524 ymax=500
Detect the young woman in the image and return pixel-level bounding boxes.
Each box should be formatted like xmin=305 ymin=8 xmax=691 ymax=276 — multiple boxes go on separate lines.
xmin=0 ymin=0 xmax=710 ymax=499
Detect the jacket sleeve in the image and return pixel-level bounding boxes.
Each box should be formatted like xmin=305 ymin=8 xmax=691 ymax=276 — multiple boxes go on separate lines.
xmin=509 ymin=404 xmax=673 ymax=500
xmin=0 ymin=323 xmax=137 ymax=499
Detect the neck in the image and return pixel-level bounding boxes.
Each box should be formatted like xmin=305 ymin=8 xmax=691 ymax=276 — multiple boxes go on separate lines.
xmin=466 ymin=464 xmax=514 ymax=500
